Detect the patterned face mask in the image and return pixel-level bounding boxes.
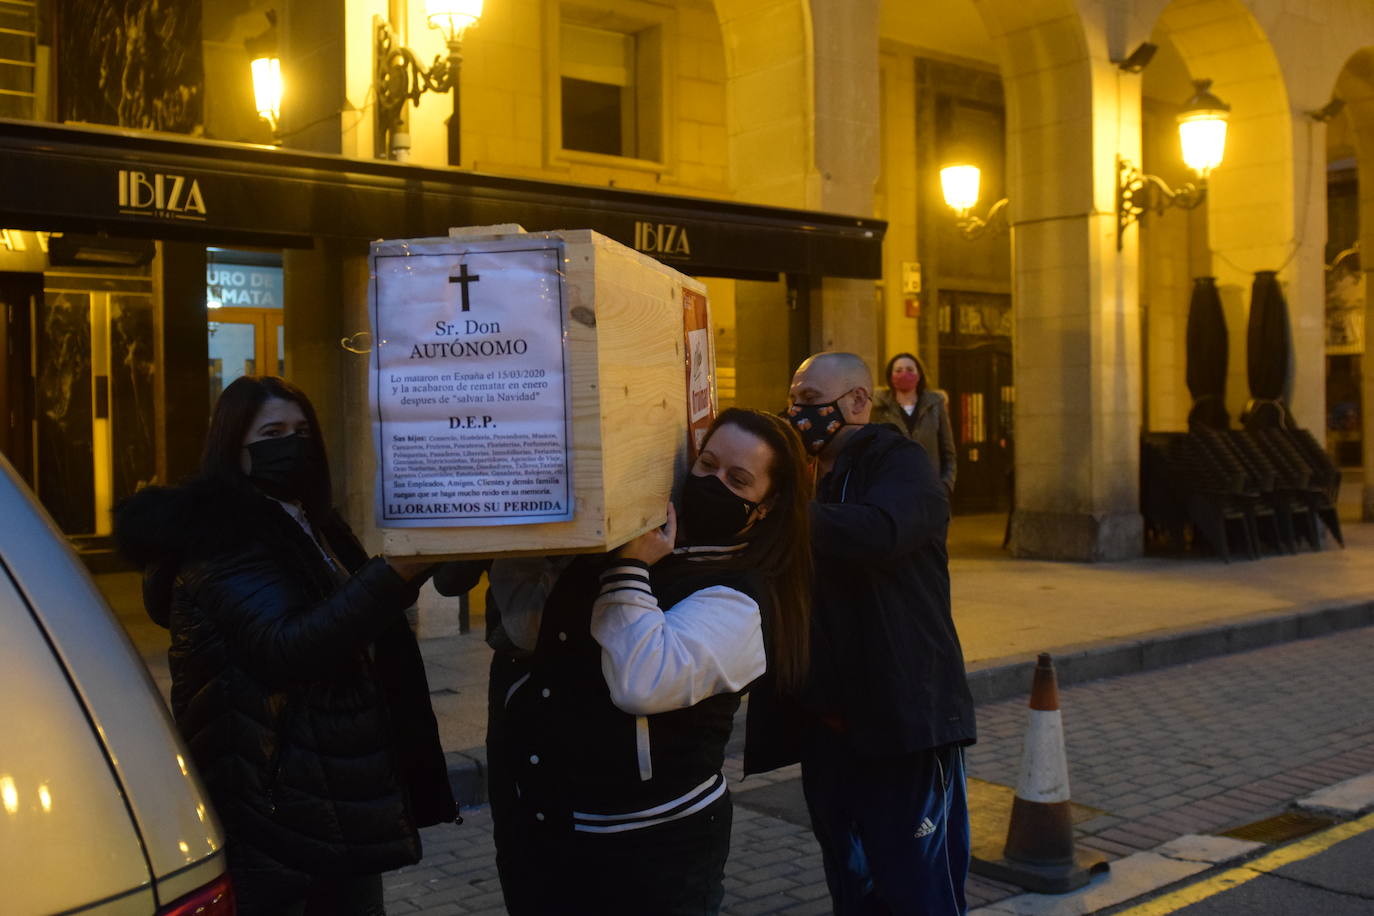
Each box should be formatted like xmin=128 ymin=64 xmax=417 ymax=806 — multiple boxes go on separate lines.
xmin=784 ymin=389 xmax=855 ymax=455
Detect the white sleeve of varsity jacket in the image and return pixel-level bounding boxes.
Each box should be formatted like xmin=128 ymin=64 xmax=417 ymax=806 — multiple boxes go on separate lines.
xmin=590 ymin=562 xmax=767 ymax=716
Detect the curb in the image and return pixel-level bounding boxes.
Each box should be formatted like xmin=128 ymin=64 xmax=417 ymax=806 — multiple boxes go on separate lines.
xmin=971 ymin=834 xmax=1265 ymax=915
xmin=964 ymin=597 xmax=1374 ymax=705
xmin=441 ymin=597 xmax=1374 ymax=808
xmin=1297 ymin=772 xmax=1374 ymax=817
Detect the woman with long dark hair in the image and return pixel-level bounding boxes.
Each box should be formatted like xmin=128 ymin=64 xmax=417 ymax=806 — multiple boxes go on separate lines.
xmin=870 ymin=352 xmax=957 ymax=494
xmin=444 ymin=407 xmax=812 ymax=915
xmin=115 ymin=375 xmax=455 ymax=915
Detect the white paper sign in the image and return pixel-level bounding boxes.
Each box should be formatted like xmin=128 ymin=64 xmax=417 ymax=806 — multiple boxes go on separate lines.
xmin=370 ymin=240 xmax=573 ymax=527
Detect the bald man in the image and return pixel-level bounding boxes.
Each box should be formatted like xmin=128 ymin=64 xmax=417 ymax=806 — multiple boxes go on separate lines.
xmin=784 ymin=351 xmax=977 ymax=915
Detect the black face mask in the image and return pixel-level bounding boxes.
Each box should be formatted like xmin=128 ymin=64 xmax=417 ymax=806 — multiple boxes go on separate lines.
xmin=678 ymin=472 xmax=760 ymax=545
xmin=245 ymin=434 xmax=314 ymax=503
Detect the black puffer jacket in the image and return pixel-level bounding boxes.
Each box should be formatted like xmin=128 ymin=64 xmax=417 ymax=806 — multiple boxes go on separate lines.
xmin=114 ymin=477 xmax=455 ymax=885
xmin=809 ymin=424 xmax=976 ymax=755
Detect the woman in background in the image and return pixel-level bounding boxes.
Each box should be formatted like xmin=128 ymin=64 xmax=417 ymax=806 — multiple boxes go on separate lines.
xmin=870 ymin=351 xmax=957 ymax=494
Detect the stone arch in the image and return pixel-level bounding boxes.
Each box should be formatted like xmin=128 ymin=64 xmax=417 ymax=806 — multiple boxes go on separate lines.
xmin=1153 ymin=1 xmax=1291 ymax=283
xmin=1133 ymin=0 xmax=1292 ymax=435
xmin=709 ymin=0 xmax=883 ymax=214
xmin=1148 ymin=0 xmax=1329 ymax=434
xmin=708 ymin=0 xmax=817 ymax=208
xmin=970 ymin=0 xmax=1095 ymax=221
xmin=969 ymin=0 xmax=1146 ymax=559
xmin=1260 ymin=0 xmax=1374 ymax=113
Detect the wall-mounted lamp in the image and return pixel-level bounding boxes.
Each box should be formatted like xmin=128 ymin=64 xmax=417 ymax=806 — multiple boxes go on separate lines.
xmin=939 ymin=163 xmax=1009 ymax=240
xmin=250 ymin=57 xmax=283 ymax=138
xmin=375 ymin=0 xmax=484 ymax=163
xmin=245 ymin=11 xmax=281 ymax=143
xmin=1117 ymin=79 xmax=1230 ymax=249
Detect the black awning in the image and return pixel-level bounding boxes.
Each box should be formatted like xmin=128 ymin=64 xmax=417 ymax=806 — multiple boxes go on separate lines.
xmin=0 ymin=120 xmax=884 ymax=280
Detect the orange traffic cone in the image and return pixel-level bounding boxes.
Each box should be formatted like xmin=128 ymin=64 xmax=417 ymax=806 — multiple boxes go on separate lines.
xmin=972 ymin=654 xmax=1109 ymax=894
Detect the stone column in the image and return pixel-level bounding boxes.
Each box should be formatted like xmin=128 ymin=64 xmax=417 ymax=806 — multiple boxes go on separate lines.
xmin=878 ymin=52 xmax=921 ymax=364
xmin=280 ymin=0 xmax=345 ymax=154
xmin=283 ymin=238 xmax=359 ymax=513
xmin=720 ymin=0 xmax=882 ymax=370
xmin=1003 ymin=40 xmax=1144 ymax=561
xmin=810 ymin=0 xmax=881 ymax=368
xmin=718 ymin=0 xmax=816 ymax=210
xmin=815 ymin=279 xmax=881 ymax=368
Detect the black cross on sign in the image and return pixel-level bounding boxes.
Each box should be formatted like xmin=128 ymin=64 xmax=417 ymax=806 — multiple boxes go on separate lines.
xmin=449 ymin=263 xmax=481 ymax=312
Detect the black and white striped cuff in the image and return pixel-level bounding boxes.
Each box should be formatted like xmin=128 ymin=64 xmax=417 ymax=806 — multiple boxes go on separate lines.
xmin=598 ymin=562 xmax=652 ymax=599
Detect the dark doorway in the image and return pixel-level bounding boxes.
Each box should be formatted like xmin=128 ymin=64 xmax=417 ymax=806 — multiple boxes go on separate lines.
xmin=939 ymin=289 xmax=1013 ymax=514
xmin=1326 ymin=353 xmax=1361 ymax=468
xmin=941 ymin=345 xmax=1012 ymax=514
xmin=0 ymin=272 xmax=40 ymax=485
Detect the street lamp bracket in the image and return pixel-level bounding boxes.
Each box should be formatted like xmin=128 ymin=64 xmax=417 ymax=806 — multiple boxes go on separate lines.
xmin=1117 ymin=156 xmax=1207 ymax=250
xmin=375 ymin=18 xmax=461 ymax=138
xmin=955 ymin=197 xmax=1010 ymax=241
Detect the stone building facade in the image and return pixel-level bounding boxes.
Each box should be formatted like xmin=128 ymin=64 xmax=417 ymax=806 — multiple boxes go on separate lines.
xmin=3 ymin=0 xmax=1374 ymax=561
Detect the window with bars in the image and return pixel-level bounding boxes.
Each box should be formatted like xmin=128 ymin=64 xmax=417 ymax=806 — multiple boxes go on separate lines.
xmin=0 ymin=0 xmax=36 ymax=119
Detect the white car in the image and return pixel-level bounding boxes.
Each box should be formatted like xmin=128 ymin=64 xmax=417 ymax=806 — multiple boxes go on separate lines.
xmin=0 ymin=454 xmax=231 ymax=915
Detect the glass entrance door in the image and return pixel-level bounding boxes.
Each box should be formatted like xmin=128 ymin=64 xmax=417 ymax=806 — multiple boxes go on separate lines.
xmin=208 ymin=307 xmax=284 ymax=404
xmin=206 ymin=250 xmax=285 ymax=408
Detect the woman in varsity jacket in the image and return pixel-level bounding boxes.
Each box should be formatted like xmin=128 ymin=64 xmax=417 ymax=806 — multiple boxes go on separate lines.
xmin=493 ymin=407 xmax=813 ymax=915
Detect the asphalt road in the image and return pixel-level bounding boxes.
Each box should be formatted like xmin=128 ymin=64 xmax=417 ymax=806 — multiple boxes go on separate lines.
xmin=1106 ymin=815 xmax=1374 ymax=916
xmin=1167 ymin=828 xmax=1374 ymax=915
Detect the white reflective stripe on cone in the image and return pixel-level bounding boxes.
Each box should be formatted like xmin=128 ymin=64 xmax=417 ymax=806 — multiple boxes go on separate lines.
xmin=1016 ymin=708 xmax=1072 ymax=804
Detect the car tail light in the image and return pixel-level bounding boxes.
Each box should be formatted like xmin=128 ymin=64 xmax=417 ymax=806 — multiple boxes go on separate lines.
xmin=157 ymin=872 xmax=235 ymax=915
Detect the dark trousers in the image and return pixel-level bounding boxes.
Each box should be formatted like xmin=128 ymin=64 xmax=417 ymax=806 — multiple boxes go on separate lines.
xmin=234 ymin=870 xmax=385 ymax=916
xmin=290 ymin=874 xmax=385 ymax=916
xmin=801 ymin=726 xmax=970 ymax=915
xmin=498 ymin=794 xmax=733 ymax=916
xmin=228 ymin=841 xmax=386 ymax=916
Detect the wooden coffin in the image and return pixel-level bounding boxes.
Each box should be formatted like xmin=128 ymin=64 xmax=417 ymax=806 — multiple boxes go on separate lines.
xmin=366 ymin=226 xmax=712 ymax=559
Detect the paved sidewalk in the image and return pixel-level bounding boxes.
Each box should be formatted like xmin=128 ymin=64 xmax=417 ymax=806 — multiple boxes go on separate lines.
xmin=377 ymin=624 xmax=1374 ymax=914
xmin=964 ymin=624 xmax=1374 ymax=908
